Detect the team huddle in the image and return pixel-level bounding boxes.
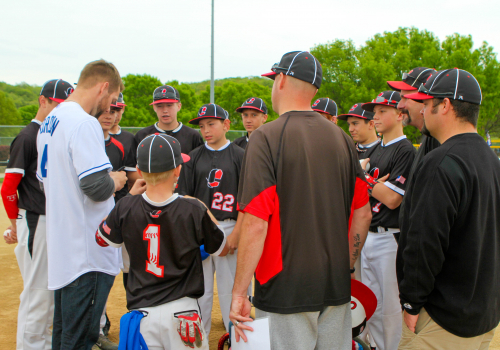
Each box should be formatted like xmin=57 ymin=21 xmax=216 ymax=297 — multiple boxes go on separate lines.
xmin=3 ymin=50 xmax=500 ymax=350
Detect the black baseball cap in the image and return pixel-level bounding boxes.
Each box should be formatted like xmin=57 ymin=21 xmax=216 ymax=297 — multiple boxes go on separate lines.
xmin=338 ymin=103 xmax=375 ymax=121
xmin=262 ymin=51 xmax=322 ymax=89
xmin=362 ymin=91 xmax=401 ymax=112
xmin=40 ymin=79 xmax=74 ymax=103
xmin=189 ymin=103 xmax=229 ymax=125
xmin=111 ymin=92 xmax=126 ymax=108
xmin=405 ymin=68 xmax=482 ymax=105
xmin=236 ymin=97 xmax=268 ymax=114
xmin=150 ymin=85 xmax=180 ymax=105
xmin=387 ymin=67 xmax=436 ymax=91
xmin=137 ymin=134 xmax=190 ymax=173
xmin=311 ymin=98 xmax=337 ymax=116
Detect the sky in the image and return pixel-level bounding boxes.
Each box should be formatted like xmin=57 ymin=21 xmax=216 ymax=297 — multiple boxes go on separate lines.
xmin=1 ymin=0 xmax=499 ymax=86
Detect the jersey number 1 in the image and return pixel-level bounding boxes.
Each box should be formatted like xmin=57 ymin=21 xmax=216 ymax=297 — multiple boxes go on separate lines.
xmin=143 ymin=224 xmax=164 ymax=277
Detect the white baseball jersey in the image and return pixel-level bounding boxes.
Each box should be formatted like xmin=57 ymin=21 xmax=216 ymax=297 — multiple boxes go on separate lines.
xmin=36 ymin=101 xmax=121 ymax=290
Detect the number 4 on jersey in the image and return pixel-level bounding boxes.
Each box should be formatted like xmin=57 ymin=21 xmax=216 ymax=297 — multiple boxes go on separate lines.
xmin=143 ymin=224 xmax=164 ymax=277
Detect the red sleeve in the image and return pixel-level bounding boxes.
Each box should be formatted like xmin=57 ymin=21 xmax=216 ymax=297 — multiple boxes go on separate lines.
xmin=240 ymin=185 xmax=276 ymax=221
xmin=1 ymin=173 xmax=22 ymax=219
xmin=353 ymin=178 xmax=369 ymax=210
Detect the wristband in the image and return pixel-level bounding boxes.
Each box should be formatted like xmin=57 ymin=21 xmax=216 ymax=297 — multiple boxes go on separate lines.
xmin=350 ymin=267 xmax=355 ymax=273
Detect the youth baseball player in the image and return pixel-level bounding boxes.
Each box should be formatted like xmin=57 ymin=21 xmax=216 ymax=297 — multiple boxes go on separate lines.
xmin=311 ymin=97 xmax=338 ymax=123
xmin=95 ymin=133 xmax=229 ymax=350
xmin=358 ymin=91 xmax=416 ymax=350
xmin=234 ymin=97 xmax=268 ymax=150
xmin=133 ymin=85 xmax=203 ymax=154
xmin=338 ymin=103 xmax=379 ymax=158
xmin=109 ymin=93 xmax=135 ymax=162
xmin=177 ymin=103 xmax=251 ymax=336
xmin=1 ymin=79 xmax=72 ymax=350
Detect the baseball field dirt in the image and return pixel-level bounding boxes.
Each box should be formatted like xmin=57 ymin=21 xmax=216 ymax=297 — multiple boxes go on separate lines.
xmin=0 ymin=197 xmax=498 ymax=349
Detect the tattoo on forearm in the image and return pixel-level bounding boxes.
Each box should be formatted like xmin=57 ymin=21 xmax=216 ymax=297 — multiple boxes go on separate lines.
xmin=351 ymin=233 xmax=361 ymax=262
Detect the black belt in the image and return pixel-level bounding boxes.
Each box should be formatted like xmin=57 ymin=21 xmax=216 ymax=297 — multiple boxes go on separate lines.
xmin=370 ymin=226 xmax=390 ymax=232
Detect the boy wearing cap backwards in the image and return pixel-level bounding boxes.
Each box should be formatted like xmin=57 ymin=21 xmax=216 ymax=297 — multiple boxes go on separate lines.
xmin=339 ymin=103 xmax=380 ymax=158
xmin=396 ymin=69 xmax=500 ymax=349
xmin=95 ymin=133 xmax=229 ymax=350
xmin=1 ymin=79 xmax=73 ymax=350
xmin=177 ymin=103 xmax=248 ymax=336
xmin=133 ymin=85 xmax=203 ymax=155
xmin=312 ymin=97 xmax=338 ymax=123
xmin=109 ymin=93 xmax=135 ymax=158
xmin=358 ymin=90 xmax=415 ymax=350
xmin=234 ymin=97 xmax=268 ymax=150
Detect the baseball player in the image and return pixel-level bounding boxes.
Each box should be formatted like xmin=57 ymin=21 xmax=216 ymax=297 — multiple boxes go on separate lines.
xmin=234 ymin=97 xmax=268 ymax=150
xmin=109 ymin=93 xmax=135 ymax=162
xmin=36 ymin=60 xmax=127 ymax=349
xmin=339 ymin=102 xmax=379 ymax=158
xmin=177 ymin=103 xmax=251 ymax=336
xmin=311 ymin=97 xmax=338 ymax=123
xmin=1 ymin=79 xmax=72 ymax=350
xmin=95 ymin=133 xmax=229 ymax=350
xmin=132 ymin=85 xmax=203 ymax=155
xmin=357 ymin=91 xmax=416 ymax=350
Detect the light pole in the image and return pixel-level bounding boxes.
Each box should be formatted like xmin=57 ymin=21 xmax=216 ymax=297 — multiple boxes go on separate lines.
xmin=210 ymin=0 xmax=215 ymax=103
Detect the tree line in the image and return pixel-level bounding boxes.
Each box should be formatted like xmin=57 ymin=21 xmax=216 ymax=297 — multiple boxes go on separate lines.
xmin=1 ymin=27 xmax=499 ymax=144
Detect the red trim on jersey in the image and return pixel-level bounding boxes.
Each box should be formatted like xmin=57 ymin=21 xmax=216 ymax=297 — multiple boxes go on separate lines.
xmin=241 ymin=185 xmax=283 ymax=285
xmin=1 ymin=173 xmax=22 ymax=219
xmin=110 ymin=137 xmax=125 ymax=160
xmin=349 ymin=178 xmax=370 ymax=231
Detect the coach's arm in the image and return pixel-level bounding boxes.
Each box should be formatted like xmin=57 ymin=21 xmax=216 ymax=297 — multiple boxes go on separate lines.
xmin=79 ymin=169 xmax=127 ymax=202
xmin=349 ymin=202 xmax=371 ymax=269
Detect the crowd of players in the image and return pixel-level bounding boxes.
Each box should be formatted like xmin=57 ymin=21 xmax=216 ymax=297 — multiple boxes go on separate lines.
xmin=2 ymin=51 xmax=500 ymax=350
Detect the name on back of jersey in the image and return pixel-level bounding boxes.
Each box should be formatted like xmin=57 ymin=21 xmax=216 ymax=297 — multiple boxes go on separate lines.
xmin=39 ymin=115 xmax=60 ymax=136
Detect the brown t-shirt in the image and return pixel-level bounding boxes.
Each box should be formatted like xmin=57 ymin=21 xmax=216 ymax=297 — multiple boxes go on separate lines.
xmin=238 ymin=110 xmax=363 ymax=314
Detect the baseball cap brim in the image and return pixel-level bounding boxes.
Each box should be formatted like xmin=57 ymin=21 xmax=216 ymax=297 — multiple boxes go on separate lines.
xmin=236 ymin=106 xmax=266 ymax=113
xmin=150 ymin=99 xmax=180 ymax=105
xmin=117 ymin=103 xmax=127 ymax=107
xmin=49 ymin=97 xmax=65 ymax=103
xmin=188 ymin=116 xmax=225 ymax=125
xmin=312 ymin=108 xmax=333 ymax=116
xmin=351 ymin=279 xmax=377 ymax=321
xmin=361 ymin=102 xmax=398 ymax=112
xmin=337 ymin=113 xmax=369 ymax=121
xmin=387 ymin=81 xmax=416 ymax=91
xmin=261 ymin=72 xmax=277 ymax=79
xmin=181 ymin=153 xmax=190 ymax=163
xmin=110 ymin=103 xmax=124 ymax=109
xmin=404 ymin=92 xmax=434 ymax=101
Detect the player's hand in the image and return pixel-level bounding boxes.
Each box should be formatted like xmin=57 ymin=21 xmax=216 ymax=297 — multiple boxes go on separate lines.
xmin=4 ymin=226 xmax=17 ymax=244
xmin=377 ymin=173 xmax=390 ymax=183
xmin=129 ymin=179 xmax=147 ymax=196
xmin=230 ymin=294 xmax=254 ymax=343
xmin=404 ymin=310 xmax=419 ymax=333
xmin=226 ymin=232 xmax=239 ymax=254
xmin=110 ymin=171 xmax=127 ymax=192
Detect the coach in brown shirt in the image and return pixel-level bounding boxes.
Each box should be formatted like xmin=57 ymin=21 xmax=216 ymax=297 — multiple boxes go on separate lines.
xmin=229 ymin=51 xmax=363 ymax=350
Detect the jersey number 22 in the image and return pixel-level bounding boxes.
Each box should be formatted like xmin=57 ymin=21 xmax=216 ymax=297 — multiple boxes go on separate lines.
xmin=211 ymin=192 xmax=234 ymax=212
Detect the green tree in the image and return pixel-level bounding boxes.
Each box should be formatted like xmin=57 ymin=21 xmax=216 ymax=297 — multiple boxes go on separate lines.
xmin=18 ymin=105 xmax=38 ymax=124
xmin=121 ymin=74 xmax=163 ymax=127
xmin=0 ymin=91 xmax=22 ymax=125
xmin=0 ymin=82 xmax=41 ymax=108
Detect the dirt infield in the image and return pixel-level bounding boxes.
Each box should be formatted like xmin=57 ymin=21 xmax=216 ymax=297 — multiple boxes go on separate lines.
xmin=0 ymin=197 xmax=499 ymax=349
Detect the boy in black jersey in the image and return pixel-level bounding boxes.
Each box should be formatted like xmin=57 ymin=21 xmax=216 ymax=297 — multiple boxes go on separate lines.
xmin=177 ymin=103 xmax=250 ymax=336
xmin=109 ymin=93 xmax=135 ymax=161
xmin=311 ymin=97 xmax=338 ymax=123
xmin=234 ymin=97 xmax=268 ymax=150
xmin=96 ymin=133 xmax=228 ymax=350
xmin=133 ymin=85 xmax=203 ymax=154
xmin=358 ymin=91 xmax=415 ymax=350
xmin=338 ymin=102 xmax=379 ymax=158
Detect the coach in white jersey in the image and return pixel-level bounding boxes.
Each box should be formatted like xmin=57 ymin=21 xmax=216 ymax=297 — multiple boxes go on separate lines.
xmin=36 ymin=60 xmax=127 ymax=349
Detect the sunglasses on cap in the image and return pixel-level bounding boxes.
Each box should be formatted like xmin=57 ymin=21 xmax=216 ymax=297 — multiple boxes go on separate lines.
xmin=402 ymin=72 xmax=412 ymax=80
xmin=373 ymin=96 xmax=398 ymax=104
xmin=417 ymin=84 xmax=453 ymax=97
xmin=271 ymin=63 xmax=289 ymax=73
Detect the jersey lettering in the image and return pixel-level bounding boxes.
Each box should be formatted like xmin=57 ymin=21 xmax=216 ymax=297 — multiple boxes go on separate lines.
xmin=372 ymin=202 xmax=382 ymax=213
xmin=143 ymin=224 xmax=164 ymax=277
xmin=41 ymin=144 xmax=48 ymax=178
xmin=211 ymin=193 xmax=234 ymax=212
xmin=211 ymin=192 xmax=223 ymax=210
xmin=222 ymin=194 xmax=234 ymax=212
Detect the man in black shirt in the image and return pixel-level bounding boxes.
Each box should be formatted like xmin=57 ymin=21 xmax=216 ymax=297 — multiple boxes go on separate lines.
xmin=397 ymin=69 xmax=500 ymax=348
xmin=234 ymin=97 xmax=268 ymax=150
xmin=133 ymin=85 xmax=203 ymax=155
xmin=96 ymin=133 xmax=228 ymax=349
xmin=1 ymin=79 xmax=73 ymax=349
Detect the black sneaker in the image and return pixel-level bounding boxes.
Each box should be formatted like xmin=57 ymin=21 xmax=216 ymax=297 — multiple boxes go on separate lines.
xmin=103 ymin=312 xmax=111 ymax=336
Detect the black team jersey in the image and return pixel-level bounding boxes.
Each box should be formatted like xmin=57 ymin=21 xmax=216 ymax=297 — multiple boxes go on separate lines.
xmin=105 ymin=136 xmax=136 ymax=202
xmin=133 ymin=122 xmax=203 ymax=156
xmin=233 ymin=133 xmax=248 ymax=150
xmin=356 ymin=139 xmax=381 ymax=160
xmin=96 ymin=194 xmax=225 ymax=310
xmin=6 ymin=120 xmax=45 ymax=215
xmin=367 ymin=135 xmax=415 ymax=229
xmin=397 ymin=134 xmax=500 ymax=337
xmin=177 ymin=142 xmax=244 ymax=222
xmin=238 ymin=111 xmax=363 ymax=314
xmin=110 ymin=127 xmax=136 ymax=163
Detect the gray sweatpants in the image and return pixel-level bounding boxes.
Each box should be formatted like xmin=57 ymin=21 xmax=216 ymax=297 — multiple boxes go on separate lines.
xmin=255 ymin=303 xmax=351 ymax=350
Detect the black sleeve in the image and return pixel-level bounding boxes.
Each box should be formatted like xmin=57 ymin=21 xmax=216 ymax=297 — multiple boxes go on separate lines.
xmin=176 ymin=151 xmax=195 ymax=196
xmin=96 ymin=203 xmax=123 ymax=248
xmin=6 ymin=134 xmax=31 ymax=174
xmin=199 ymin=208 xmax=225 ymax=254
xmin=399 ymin=155 xmax=466 ymax=314
xmin=80 ymin=169 xmax=115 ymax=202
xmin=384 ymin=143 xmax=416 ymax=196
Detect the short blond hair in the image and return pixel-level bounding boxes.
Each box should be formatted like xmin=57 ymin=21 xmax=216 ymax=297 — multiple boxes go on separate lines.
xmin=141 ymin=169 xmax=174 ymax=186
xmin=77 ymin=59 xmax=124 ymax=93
